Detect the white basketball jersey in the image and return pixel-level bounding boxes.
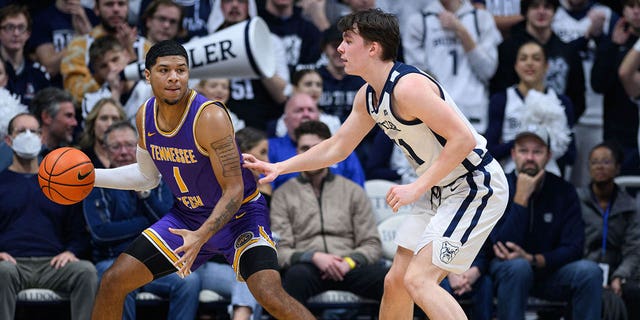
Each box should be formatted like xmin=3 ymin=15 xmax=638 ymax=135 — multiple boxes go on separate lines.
xmin=367 ymin=62 xmax=489 ymax=187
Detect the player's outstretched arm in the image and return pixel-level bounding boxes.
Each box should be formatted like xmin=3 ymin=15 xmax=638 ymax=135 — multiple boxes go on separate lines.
xmin=386 ymin=74 xmax=476 ymax=212
xmin=243 ymin=85 xmax=375 ymax=182
xmin=172 ymin=103 xmax=244 ymax=277
xmin=93 ymin=104 xmax=161 ymax=191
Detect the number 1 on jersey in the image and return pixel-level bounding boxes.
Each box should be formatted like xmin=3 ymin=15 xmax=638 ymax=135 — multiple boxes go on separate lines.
xmin=173 ymin=166 xmax=189 ymax=193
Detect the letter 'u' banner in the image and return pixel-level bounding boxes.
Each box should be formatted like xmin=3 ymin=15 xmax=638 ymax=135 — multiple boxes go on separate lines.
xmin=124 ymin=17 xmax=275 ymax=81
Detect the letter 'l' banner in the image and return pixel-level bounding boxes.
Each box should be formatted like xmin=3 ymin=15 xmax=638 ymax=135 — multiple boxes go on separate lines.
xmin=124 ymin=17 xmax=275 ymax=81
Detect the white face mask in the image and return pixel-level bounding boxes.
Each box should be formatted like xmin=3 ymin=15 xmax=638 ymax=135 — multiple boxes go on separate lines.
xmin=11 ymin=130 xmax=42 ymax=159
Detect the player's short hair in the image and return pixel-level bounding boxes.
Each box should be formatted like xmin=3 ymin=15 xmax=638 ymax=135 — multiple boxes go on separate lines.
xmin=145 ymin=40 xmax=189 ymax=70
xmin=89 ymin=35 xmax=124 ymax=67
xmin=294 ymin=120 xmax=331 ymax=143
xmin=338 ymin=8 xmax=399 ymax=61
xmin=521 ymin=0 xmax=559 ymax=16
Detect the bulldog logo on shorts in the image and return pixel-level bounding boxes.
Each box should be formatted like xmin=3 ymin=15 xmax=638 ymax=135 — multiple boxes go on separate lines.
xmin=235 ymin=231 xmax=254 ymax=249
xmin=439 ymin=241 xmax=460 ymax=264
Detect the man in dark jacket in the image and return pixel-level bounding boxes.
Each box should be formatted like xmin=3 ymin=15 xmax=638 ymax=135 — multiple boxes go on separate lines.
xmin=488 ymin=125 xmax=602 ymax=319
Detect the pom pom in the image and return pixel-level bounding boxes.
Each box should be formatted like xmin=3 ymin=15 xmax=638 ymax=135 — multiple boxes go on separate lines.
xmin=0 ymin=88 xmax=28 ymax=139
xmin=521 ymin=89 xmax=571 ymax=158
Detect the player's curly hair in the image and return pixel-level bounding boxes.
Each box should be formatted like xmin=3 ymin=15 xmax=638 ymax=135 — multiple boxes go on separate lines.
xmin=145 ymin=40 xmax=189 ymax=70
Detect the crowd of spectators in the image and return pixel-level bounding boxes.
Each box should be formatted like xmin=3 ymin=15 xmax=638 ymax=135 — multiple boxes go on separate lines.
xmin=0 ymin=0 xmax=639 ymax=319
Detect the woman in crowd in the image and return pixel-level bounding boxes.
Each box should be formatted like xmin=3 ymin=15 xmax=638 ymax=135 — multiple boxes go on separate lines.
xmin=77 ymin=98 xmax=126 ymax=168
xmin=485 ymin=40 xmax=575 ymax=178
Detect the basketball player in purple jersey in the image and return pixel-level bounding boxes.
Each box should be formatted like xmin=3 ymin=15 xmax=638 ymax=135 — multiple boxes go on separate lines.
xmin=90 ymin=40 xmax=315 ymax=320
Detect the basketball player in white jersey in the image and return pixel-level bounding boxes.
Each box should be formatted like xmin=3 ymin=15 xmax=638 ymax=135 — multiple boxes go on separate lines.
xmin=243 ymin=8 xmax=509 ymax=320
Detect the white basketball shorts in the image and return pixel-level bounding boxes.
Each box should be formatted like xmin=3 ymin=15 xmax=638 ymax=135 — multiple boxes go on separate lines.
xmin=395 ymin=160 xmax=508 ymax=274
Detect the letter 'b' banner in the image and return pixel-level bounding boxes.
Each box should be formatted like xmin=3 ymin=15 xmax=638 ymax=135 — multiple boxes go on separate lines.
xmin=124 ymin=17 xmax=275 ymax=80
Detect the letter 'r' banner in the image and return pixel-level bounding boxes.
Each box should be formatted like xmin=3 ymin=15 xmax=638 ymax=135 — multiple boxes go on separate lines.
xmin=124 ymin=17 xmax=275 ymax=81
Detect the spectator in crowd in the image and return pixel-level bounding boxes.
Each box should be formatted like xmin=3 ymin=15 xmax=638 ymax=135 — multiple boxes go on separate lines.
xmin=61 ymin=0 xmax=152 ymax=103
xmin=485 ymin=40 xmax=575 ymax=178
xmin=77 ymin=97 xmax=126 ymax=169
xmin=81 ymin=35 xmax=132 ymax=118
xmin=0 ymin=54 xmax=27 ymax=172
xmin=593 ymin=0 xmax=640 ymax=175
xmin=0 ymin=5 xmax=52 ymax=107
xmin=236 ymin=126 xmax=272 ymax=204
xmin=272 ymin=68 xmax=342 ymax=137
xmin=551 ymin=0 xmax=618 ymax=187
xmin=489 ymin=125 xmax=603 ymax=319
xmin=31 ymin=0 xmax=98 ymax=79
xmin=296 ymin=0 xmax=331 ymax=31
xmin=268 ymin=92 xmax=365 ymax=189
xmin=404 ymin=0 xmax=502 ymax=134
xmin=140 ymin=0 xmax=211 ymax=41
xmin=141 ymin=0 xmax=184 ymax=44
xmin=259 ymin=0 xmax=323 ymax=75
xmin=270 ymin=120 xmax=388 ymax=307
xmin=31 ymin=87 xmax=78 ymax=155
xmin=473 ymin=0 xmax=525 ymax=37
xmin=83 ymin=121 xmax=201 ymax=320
xmin=208 ymin=0 xmax=290 ymax=131
xmin=195 ymin=77 xmax=246 ymax=132
xmin=316 ymin=24 xmax=366 ymax=123
xmin=578 ymin=141 xmax=640 ymax=320
xmin=0 ymin=113 xmax=98 ymax=320
xmin=491 ymin=0 xmax=586 ymax=121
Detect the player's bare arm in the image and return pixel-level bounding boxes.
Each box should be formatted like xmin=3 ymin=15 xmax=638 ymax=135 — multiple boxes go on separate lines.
xmin=386 ymin=74 xmax=476 ymax=211
xmin=171 ymin=103 xmax=243 ymax=276
xmin=243 ymin=85 xmax=375 ymax=183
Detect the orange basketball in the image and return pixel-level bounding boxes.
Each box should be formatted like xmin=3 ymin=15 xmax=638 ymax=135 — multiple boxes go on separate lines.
xmin=38 ymin=147 xmax=95 ymax=205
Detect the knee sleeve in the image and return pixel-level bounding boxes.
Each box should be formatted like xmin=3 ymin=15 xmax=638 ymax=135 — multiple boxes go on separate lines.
xmin=124 ymin=235 xmax=176 ymax=279
xmin=239 ymin=246 xmax=279 ymax=281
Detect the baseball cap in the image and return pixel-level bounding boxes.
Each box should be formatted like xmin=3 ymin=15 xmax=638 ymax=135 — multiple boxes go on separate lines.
xmin=515 ymin=124 xmax=551 ymax=147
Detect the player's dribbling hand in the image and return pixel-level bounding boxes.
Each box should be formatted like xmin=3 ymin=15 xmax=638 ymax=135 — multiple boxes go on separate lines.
xmin=386 ymin=183 xmax=421 ymax=213
xmin=169 ymin=228 xmax=205 ymax=278
xmin=242 ymin=153 xmax=280 ymax=184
